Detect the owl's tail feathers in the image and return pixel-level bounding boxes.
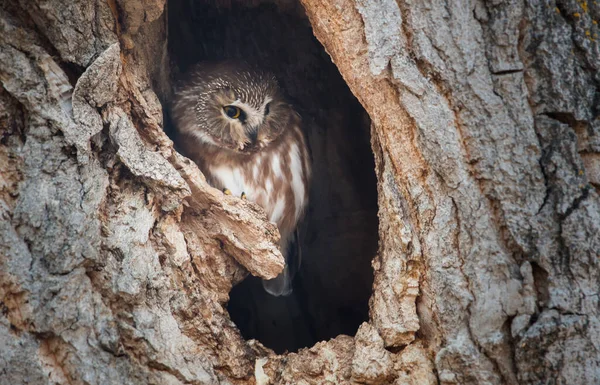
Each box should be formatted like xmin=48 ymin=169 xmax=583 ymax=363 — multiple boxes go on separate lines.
xmin=262 ymin=230 xmax=301 ymax=297
xmin=262 ymin=264 xmax=293 ymax=296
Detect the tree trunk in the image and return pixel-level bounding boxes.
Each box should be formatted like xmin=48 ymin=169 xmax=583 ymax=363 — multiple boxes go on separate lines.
xmin=1 ymin=0 xmax=599 ymax=384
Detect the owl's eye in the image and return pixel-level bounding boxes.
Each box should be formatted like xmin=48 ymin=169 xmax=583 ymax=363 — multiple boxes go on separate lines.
xmin=223 ymin=105 xmax=241 ymax=119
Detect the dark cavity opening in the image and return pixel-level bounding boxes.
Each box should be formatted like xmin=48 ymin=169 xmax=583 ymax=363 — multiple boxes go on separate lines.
xmin=168 ymin=0 xmax=378 ymax=354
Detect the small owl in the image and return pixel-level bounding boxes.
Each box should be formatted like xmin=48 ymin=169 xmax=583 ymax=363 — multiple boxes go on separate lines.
xmin=171 ymin=61 xmax=311 ymax=296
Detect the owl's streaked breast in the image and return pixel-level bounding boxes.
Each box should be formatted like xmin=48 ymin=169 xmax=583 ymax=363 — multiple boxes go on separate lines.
xmin=206 ymin=124 xmax=310 ymax=245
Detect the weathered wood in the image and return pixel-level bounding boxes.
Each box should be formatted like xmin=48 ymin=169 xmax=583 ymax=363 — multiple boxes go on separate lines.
xmin=1 ymin=0 xmax=599 ymax=384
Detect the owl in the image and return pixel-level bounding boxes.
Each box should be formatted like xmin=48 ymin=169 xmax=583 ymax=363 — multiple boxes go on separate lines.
xmin=171 ymin=61 xmax=311 ymax=296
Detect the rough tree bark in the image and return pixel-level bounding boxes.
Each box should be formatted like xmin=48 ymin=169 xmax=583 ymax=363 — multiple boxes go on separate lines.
xmin=1 ymin=0 xmax=599 ymax=384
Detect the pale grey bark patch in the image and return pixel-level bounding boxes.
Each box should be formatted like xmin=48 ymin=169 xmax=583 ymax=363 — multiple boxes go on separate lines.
xmin=355 ymin=0 xmax=403 ymax=76
xmin=0 ymin=317 xmax=47 ymax=384
xmin=17 ymin=0 xmax=117 ymax=67
xmin=107 ymin=106 xmax=189 ymax=196
xmin=71 ymin=42 xmax=122 ymax=158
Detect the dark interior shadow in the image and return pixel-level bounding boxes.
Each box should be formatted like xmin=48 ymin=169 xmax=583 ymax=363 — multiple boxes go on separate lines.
xmin=167 ymin=0 xmax=378 ymax=354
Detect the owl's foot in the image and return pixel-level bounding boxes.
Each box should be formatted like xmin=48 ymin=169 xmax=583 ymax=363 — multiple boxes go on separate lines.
xmin=223 ymin=188 xmax=232 ymax=195
xmin=241 ymin=192 xmax=247 ymax=200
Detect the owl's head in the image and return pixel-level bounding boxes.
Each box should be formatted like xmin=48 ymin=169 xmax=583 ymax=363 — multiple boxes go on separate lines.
xmin=174 ymin=62 xmax=293 ymax=153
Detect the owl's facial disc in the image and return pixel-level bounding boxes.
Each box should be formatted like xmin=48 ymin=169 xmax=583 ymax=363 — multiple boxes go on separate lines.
xmin=197 ymin=82 xmax=282 ymax=153
xmin=221 ymin=97 xmax=273 ymax=152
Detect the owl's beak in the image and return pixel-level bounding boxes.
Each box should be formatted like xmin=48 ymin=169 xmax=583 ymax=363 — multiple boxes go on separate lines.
xmin=247 ymin=128 xmax=259 ymax=144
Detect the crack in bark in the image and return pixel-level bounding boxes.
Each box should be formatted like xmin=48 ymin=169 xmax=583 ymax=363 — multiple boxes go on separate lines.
xmin=491 ymin=69 xmax=524 ymax=76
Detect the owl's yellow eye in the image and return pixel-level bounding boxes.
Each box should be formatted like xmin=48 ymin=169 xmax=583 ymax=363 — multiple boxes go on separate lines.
xmin=223 ymin=105 xmax=241 ymax=119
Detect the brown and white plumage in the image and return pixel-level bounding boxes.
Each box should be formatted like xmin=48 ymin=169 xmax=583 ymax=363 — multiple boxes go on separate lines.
xmin=171 ymin=62 xmax=311 ymax=296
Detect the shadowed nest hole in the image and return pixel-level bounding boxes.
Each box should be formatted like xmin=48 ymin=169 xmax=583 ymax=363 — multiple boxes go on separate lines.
xmin=168 ymin=0 xmax=378 ymax=354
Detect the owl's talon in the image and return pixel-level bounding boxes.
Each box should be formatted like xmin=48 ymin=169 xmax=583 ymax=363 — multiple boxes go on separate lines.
xmin=241 ymin=192 xmax=247 ymax=200
xmin=223 ymin=188 xmax=232 ymax=196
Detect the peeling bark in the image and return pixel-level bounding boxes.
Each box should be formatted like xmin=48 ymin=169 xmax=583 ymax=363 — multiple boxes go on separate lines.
xmin=1 ymin=0 xmax=599 ymax=384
